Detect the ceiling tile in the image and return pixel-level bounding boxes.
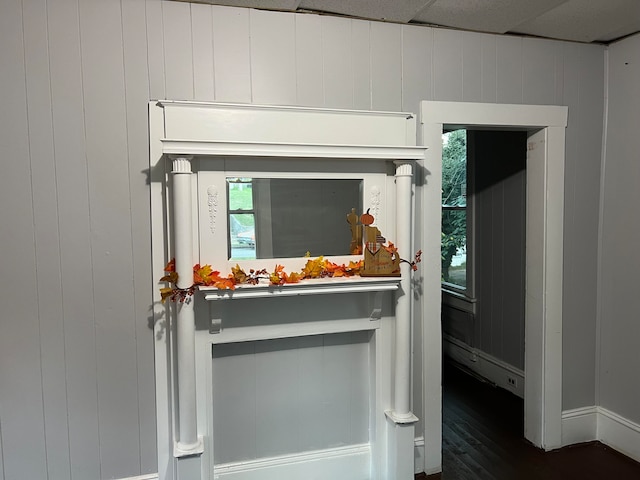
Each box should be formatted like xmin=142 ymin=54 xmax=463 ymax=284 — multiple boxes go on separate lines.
xmin=186 ymin=0 xmax=302 ymax=11
xmin=411 ymin=0 xmax=568 ymax=34
xmin=298 ymin=0 xmax=435 ymax=23
xmin=511 ymin=0 xmax=640 ymax=43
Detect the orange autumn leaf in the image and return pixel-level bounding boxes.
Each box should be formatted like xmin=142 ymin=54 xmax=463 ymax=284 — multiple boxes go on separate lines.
xmin=383 ymin=241 xmax=398 ymax=255
xmin=301 ymin=256 xmax=326 ymax=278
xmin=284 ymin=271 xmax=302 ymax=283
xmin=269 ymin=265 xmax=286 ymax=285
xmin=164 ymin=259 xmax=175 ymax=272
xmin=348 ymin=259 xmax=364 ymax=271
xmin=213 ymin=277 xmax=236 ymax=290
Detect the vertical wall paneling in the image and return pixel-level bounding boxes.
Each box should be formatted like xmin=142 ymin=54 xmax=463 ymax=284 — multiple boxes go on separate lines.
xmin=522 ymin=38 xmax=558 ymax=105
xmin=462 ymin=32 xmax=483 ymax=102
xmin=600 ymin=34 xmax=640 ymax=423
xmin=562 ymin=43 xmax=604 ymax=410
xmin=191 ymin=3 xmax=215 ymax=101
xmin=401 ymin=25 xmax=432 ymax=115
xmin=122 ymin=0 xmax=158 ymax=473
xmin=250 ymin=9 xmax=297 ymax=105
xmin=322 ymin=16 xmax=353 ymax=109
xmin=501 ymin=171 xmax=526 ymax=367
xmin=146 ymin=0 xmax=166 ymax=100
xmin=294 ymin=13 xmax=324 ymax=107
xmin=433 ymin=29 xmax=463 ymax=102
xmin=79 ymin=0 xmax=141 ymax=477
xmin=496 ymin=36 xmax=523 ymax=104
xmin=211 ymin=5 xmax=252 ymax=103
xmin=22 ymin=0 xmax=71 ymax=478
xmin=0 ymin=422 xmax=4 ymax=480
xmin=351 ymin=19 xmax=372 ymax=110
xmin=370 ymin=21 xmax=402 ymax=111
xmin=163 ymin=1 xmax=194 ymax=101
xmin=48 ymin=0 xmax=102 ymax=478
xmin=0 ymin=1 xmax=47 ymax=479
xmin=0 ymin=0 xmax=613 ymax=476
xmin=370 ymin=22 xmax=403 ymax=111
xmin=469 ymin=130 xmax=528 ymax=369
xmin=480 ymin=34 xmax=497 ymax=102
xmin=491 ymin=188 xmax=506 ymax=360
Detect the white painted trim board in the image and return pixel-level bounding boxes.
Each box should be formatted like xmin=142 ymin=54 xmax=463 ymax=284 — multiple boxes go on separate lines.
xmin=561 ymin=406 xmax=640 ymax=464
xmin=443 ymin=335 xmax=525 ymax=398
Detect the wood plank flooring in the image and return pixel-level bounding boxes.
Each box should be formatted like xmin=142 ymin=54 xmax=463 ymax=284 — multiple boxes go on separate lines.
xmin=416 ymin=360 xmax=640 ymax=480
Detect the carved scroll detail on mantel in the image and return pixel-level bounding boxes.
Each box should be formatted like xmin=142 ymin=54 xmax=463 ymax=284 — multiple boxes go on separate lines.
xmin=206 ymin=185 xmax=218 ymax=234
xmin=370 ymin=185 xmax=381 ymax=220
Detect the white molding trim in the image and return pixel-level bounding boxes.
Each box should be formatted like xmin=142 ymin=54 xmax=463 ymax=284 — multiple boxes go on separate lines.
xmin=161 ymin=139 xmax=426 ymax=160
xmin=414 ymin=436 xmax=425 ymax=474
xmin=212 ymin=444 xmax=370 ymax=480
xmin=598 ymin=407 xmax=640 ymax=462
xmin=561 ymin=406 xmax=598 ymax=446
xmin=420 ymin=101 xmax=568 ymax=474
xmin=443 ymin=335 xmax=525 ymax=398
xmin=115 ymin=475 xmax=159 ymax=480
xmin=561 ymin=406 xmax=640 ymax=463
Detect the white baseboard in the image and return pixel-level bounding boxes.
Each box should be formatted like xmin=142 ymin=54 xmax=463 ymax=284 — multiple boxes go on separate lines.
xmin=443 ymin=335 xmax=525 ymax=398
xmin=213 ymin=444 xmax=370 ymax=480
xmin=413 ymin=436 xmax=425 ymax=474
xmin=598 ymin=407 xmax=640 ymax=463
xmin=116 ymin=475 xmax=159 ymax=480
xmin=561 ymin=405 xmax=640 ymax=464
xmin=561 ymin=406 xmax=598 ymax=446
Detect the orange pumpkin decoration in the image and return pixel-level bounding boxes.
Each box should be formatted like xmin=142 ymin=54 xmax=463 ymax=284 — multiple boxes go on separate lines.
xmin=360 ymin=208 xmax=374 ymax=226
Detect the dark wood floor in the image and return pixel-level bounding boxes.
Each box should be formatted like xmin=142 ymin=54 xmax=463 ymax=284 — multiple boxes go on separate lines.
xmin=415 ymin=360 xmax=640 ymax=480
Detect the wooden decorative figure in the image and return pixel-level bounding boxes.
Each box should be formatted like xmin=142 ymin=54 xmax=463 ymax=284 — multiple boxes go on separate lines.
xmin=349 ymin=208 xmax=401 ymax=276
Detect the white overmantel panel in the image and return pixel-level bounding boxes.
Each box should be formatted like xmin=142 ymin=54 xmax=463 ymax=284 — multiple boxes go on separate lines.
xmin=157 ymin=100 xmax=418 ymax=147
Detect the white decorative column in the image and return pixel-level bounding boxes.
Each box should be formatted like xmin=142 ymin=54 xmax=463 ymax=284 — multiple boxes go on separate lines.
xmin=386 ymin=161 xmax=419 ymax=479
xmin=171 ymin=156 xmax=204 ymax=459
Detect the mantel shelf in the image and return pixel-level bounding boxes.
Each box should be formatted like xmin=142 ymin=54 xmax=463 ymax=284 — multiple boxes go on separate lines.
xmin=200 ymin=276 xmax=401 ymax=301
xmin=161 ymin=139 xmax=426 ymax=160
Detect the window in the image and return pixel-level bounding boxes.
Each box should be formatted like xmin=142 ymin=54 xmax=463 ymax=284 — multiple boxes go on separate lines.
xmin=227 ymin=177 xmax=256 ymax=260
xmin=442 ymin=129 xmax=468 ymax=290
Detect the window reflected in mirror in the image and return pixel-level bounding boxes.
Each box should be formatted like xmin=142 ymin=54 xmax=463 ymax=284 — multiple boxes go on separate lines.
xmin=227 ymin=178 xmax=363 ymax=260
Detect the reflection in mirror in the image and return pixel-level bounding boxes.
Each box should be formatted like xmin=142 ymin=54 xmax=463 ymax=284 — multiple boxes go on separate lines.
xmin=227 ymin=178 xmax=363 ymax=260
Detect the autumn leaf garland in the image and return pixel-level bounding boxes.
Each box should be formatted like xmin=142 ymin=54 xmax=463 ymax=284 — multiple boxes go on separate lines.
xmin=160 ymin=251 xmax=421 ymax=303
xmin=160 ymin=256 xmax=359 ymax=303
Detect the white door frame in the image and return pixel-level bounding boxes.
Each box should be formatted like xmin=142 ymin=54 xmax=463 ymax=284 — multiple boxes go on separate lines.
xmin=419 ymin=101 xmax=568 ymax=474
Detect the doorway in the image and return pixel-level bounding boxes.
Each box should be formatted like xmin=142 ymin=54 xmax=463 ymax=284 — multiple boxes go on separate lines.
xmin=419 ymin=101 xmax=568 ymax=474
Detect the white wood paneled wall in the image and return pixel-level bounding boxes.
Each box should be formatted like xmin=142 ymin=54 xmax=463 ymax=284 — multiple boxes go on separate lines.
xmin=0 ymin=0 xmax=605 ymax=478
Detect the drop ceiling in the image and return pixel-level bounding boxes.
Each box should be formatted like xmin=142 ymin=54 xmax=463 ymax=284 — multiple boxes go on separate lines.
xmin=181 ymin=0 xmax=640 ymax=44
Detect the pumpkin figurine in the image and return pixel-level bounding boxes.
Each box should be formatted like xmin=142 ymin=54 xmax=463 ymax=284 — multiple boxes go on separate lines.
xmin=357 ymin=209 xmax=401 ymax=277
xmin=360 ymin=208 xmax=374 ymax=226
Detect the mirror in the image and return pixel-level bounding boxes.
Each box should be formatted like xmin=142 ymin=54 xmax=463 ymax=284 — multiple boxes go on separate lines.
xmin=227 ymin=178 xmax=363 ymax=260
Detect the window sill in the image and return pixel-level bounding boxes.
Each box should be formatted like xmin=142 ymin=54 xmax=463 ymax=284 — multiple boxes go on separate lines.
xmin=442 ymin=287 xmax=477 ymax=314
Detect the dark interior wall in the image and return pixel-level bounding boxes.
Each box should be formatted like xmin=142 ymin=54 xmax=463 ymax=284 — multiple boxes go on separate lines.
xmin=443 ymin=129 xmax=527 ymax=370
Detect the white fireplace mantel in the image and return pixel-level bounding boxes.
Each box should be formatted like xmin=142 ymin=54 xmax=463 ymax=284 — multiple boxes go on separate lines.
xmin=150 ymin=101 xmax=426 ymax=480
